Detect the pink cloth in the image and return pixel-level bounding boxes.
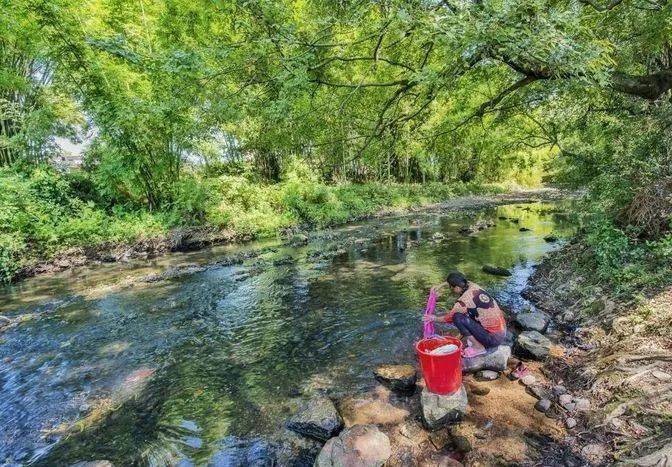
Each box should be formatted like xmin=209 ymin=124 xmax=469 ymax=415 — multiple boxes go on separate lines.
xmin=423 ymin=289 xmax=438 ymax=338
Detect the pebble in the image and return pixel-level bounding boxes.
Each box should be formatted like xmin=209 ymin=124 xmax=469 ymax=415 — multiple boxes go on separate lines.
xmin=526 ymin=385 xmax=548 ymax=400
xmin=574 ymin=398 xmax=590 ymax=411
xmin=535 ymin=399 xmax=552 ymax=413
xmin=552 ymin=385 xmax=567 ymax=396
xmin=581 ymin=443 xmax=608 ymax=464
xmin=563 ymin=402 xmax=576 ymax=412
xmin=471 ymin=385 xmax=490 ymax=396
xmin=451 ymin=434 xmax=472 ymax=453
xmin=520 ymin=375 xmax=536 ymax=386
xmin=558 ymin=394 xmax=573 ymax=406
xmin=565 ymin=417 xmax=577 ymax=429
xmin=428 ymin=431 xmax=451 ymax=450
xmin=476 ymin=370 xmax=499 ymax=381
xmin=652 ymin=370 xmax=672 ymax=381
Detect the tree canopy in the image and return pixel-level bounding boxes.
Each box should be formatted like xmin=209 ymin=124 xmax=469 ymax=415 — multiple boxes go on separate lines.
xmin=1 ymin=0 xmax=671 ymax=222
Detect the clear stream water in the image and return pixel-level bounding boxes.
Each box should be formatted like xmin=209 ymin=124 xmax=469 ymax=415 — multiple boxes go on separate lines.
xmin=0 ymin=200 xmax=574 ymax=466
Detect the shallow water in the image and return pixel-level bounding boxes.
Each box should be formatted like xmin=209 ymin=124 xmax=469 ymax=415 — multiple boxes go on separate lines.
xmin=0 ymin=201 xmax=574 ymax=465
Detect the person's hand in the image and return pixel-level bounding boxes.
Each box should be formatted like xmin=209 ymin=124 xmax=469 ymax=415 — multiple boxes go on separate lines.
xmin=422 ymin=314 xmax=437 ymax=323
xmin=430 ymin=283 xmax=445 ymax=294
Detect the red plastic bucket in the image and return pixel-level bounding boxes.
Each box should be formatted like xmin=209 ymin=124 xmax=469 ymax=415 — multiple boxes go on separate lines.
xmin=415 ymin=336 xmax=463 ymax=395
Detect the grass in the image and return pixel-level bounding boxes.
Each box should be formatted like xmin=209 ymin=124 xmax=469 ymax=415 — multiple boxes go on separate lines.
xmin=0 ymin=166 xmax=507 ymax=282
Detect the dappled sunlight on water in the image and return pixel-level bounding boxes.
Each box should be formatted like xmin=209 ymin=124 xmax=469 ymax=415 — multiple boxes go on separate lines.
xmin=0 ymin=201 xmax=574 ymax=465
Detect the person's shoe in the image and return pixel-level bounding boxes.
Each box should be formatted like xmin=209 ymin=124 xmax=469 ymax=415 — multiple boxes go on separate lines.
xmin=462 ymin=346 xmax=487 ymax=358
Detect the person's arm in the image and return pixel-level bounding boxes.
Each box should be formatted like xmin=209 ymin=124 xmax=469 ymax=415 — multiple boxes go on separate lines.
xmin=444 ymin=299 xmax=467 ymax=323
xmin=423 ymin=313 xmax=447 ymax=323
xmin=430 ymin=281 xmax=448 ymax=296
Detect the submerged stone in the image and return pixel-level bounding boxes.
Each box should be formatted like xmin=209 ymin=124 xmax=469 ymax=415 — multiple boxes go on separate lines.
xmin=209 ymin=436 xmax=276 ymax=467
xmin=421 ymin=385 xmax=468 ymax=430
xmin=482 ymin=265 xmax=511 ymax=276
xmin=286 ymin=396 xmax=343 ymax=441
xmin=70 ymin=462 xmax=114 ymax=467
xmin=515 ymin=331 xmax=552 ymax=360
xmin=462 ymin=345 xmax=511 ymax=373
xmin=373 ymin=364 xmax=417 ymax=394
xmin=315 ymin=425 xmax=391 ymax=467
xmin=338 ymin=388 xmax=409 ymax=427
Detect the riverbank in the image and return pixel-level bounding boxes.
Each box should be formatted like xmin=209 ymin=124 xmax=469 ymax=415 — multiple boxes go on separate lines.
xmin=521 ymin=242 xmax=672 ymax=465
xmin=2 ymin=171 xmax=506 ymax=283
xmin=7 ymin=185 xmax=566 ymax=284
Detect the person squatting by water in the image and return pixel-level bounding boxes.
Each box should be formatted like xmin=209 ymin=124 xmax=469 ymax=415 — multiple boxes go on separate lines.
xmin=423 ymin=271 xmax=507 ymax=358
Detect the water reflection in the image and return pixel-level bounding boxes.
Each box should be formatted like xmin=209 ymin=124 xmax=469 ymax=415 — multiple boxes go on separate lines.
xmin=0 ymin=202 xmax=574 ymax=465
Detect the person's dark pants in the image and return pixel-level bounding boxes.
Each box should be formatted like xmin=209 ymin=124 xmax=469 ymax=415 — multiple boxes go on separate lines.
xmin=452 ymin=313 xmax=504 ymax=349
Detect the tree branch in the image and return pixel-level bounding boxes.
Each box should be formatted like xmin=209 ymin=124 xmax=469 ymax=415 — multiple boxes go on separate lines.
xmin=498 ymin=55 xmax=672 ymax=100
xmin=309 ymin=78 xmax=410 ymax=88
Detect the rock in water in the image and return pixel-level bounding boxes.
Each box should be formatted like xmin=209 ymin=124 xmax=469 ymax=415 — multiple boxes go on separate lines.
xmin=373 ymin=364 xmax=417 ymax=394
xmin=519 ymin=227 xmax=532 ymax=232
xmin=514 ymin=312 xmax=549 ymax=332
xmin=482 ymin=265 xmax=511 ymax=276
xmin=287 ymin=397 xmax=343 ymax=441
xmin=543 ymin=235 xmax=558 ymax=243
xmin=338 ymin=389 xmax=409 ymax=427
xmin=515 ymin=331 xmax=552 ymax=360
xmin=315 ymin=425 xmax=391 ymax=467
xmin=421 ymin=385 xmax=468 ymax=430
xmin=462 ymin=345 xmax=511 ymax=373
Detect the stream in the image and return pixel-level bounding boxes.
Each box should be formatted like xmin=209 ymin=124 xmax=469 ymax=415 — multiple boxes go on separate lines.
xmin=0 ymin=197 xmax=575 ymax=466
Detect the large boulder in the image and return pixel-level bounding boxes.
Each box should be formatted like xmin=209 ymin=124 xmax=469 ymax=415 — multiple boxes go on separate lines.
xmin=420 ymin=385 xmax=468 ymax=430
xmin=286 ymin=396 xmax=343 ymax=441
xmin=462 ymin=345 xmax=511 ymax=373
xmin=515 ymin=331 xmax=552 ymax=360
xmin=514 ymin=312 xmax=549 ymax=332
xmin=315 ymin=425 xmax=391 ymax=467
xmin=373 ymin=364 xmax=417 ymax=394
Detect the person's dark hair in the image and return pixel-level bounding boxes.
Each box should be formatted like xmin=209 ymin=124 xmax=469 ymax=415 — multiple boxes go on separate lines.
xmin=446 ymin=271 xmax=468 ymax=289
